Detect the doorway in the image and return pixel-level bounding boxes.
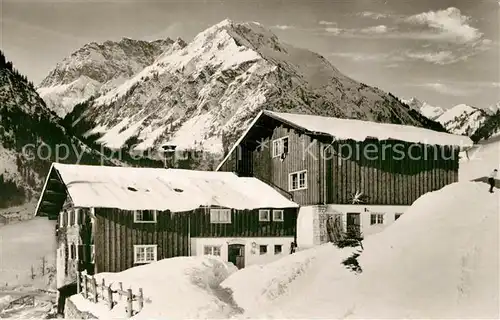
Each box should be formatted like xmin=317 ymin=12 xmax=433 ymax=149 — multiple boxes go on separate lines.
xmin=227 ymin=244 xmax=245 ymax=269
xmin=346 ymin=212 xmax=361 ymax=239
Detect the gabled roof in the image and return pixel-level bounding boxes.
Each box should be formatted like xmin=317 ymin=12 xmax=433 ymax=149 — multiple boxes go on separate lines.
xmin=216 ymin=110 xmax=474 ymax=171
xmin=35 ymin=163 xmax=298 ymax=216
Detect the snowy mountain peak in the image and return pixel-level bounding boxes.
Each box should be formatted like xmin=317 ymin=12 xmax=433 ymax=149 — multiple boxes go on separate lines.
xmin=436 ymin=103 xmax=487 ymax=136
xmin=401 ymin=97 xmax=445 ymax=120
xmin=44 ymin=21 xmax=444 ymax=155
xmin=37 ymin=37 xmax=173 ymax=117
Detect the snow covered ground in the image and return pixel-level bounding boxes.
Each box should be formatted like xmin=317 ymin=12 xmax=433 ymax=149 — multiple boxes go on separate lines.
xmin=0 ymin=217 xmax=58 ymax=318
xmin=0 ymin=217 xmax=57 ymax=289
xmin=459 ymin=138 xmax=500 ymax=181
xmin=71 ymin=256 xmax=240 ymax=319
xmin=68 ymin=181 xmax=498 ymax=319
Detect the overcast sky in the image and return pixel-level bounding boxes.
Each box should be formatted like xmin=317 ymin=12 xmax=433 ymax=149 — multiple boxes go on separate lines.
xmin=1 ymin=0 xmax=499 ymax=109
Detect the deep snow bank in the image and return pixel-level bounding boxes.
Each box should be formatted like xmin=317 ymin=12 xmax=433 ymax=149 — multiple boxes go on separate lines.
xmin=353 ymin=181 xmax=499 ymax=319
xmin=221 ymin=244 xmax=355 ymax=315
xmin=70 ymin=256 xmax=239 ymax=319
xmin=244 ymin=182 xmax=499 ymax=319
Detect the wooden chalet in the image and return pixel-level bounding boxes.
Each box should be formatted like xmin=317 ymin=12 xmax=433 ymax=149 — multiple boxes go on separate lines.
xmin=216 ymin=110 xmax=473 ymax=245
xmin=35 ymin=163 xmax=299 ymax=293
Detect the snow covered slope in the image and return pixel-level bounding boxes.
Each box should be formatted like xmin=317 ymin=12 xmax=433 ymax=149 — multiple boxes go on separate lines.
xmin=436 ymin=104 xmax=488 ymax=136
xmin=0 ymin=217 xmax=57 ymax=289
xmin=459 ymin=138 xmax=500 ymax=181
xmin=402 ymin=97 xmax=444 ymax=120
xmin=37 ymin=38 xmax=174 ymax=117
xmin=52 ymin=19 xmax=444 ymax=154
xmin=69 ymin=256 xmax=239 ymax=319
xmin=0 ymin=51 xmax=113 ymax=209
xmin=227 ymin=182 xmax=499 ymax=319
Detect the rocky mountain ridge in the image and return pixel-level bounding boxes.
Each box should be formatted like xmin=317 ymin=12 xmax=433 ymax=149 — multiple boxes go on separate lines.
xmin=40 ymin=19 xmax=446 ymax=156
xmin=37 ymin=37 xmax=174 ymax=117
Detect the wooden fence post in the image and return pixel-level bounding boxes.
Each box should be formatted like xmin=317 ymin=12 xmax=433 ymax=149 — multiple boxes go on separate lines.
xmin=107 ymin=285 xmax=113 ymax=310
xmin=138 ymin=288 xmax=144 ymax=310
xmin=101 ymin=278 xmax=105 ymax=300
xmin=91 ymin=277 xmax=98 ymax=303
xmin=83 ymin=275 xmax=88 ymax=299
xmin=126 ymin=289 xmax=133 ymax=317
xmin=118 ymin=282 xmax=123 ymax=300
xmin=76 ymin=272 xmax=81 ymax=293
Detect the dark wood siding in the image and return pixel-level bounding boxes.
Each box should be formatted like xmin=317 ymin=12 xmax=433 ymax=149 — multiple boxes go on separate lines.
xmin=93 ymin=207 xmax=298 ymax=273
xmin=324 ymin=139 xmax=459 ymax=205
xmin=94 ymin=209 xmax=189 ymax=273
xmin=250 ymin=125 xmax=321 ymax=205
xmin=189 ymin=207 xmax=297 ymax=238
xmin=217 ymin=116 xmax=460 ymax=207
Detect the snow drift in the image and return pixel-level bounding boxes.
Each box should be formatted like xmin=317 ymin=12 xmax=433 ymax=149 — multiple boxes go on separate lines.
xmin=241 ymin=182 xmax=499 ymax=319
xmin=221 ymin=244 xmax=355 ymax=315
xmin=70 ymin=256 xmax=239 ymax=319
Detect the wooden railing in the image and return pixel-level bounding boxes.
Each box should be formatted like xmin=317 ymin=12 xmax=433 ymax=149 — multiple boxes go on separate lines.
xmin=77 ymin=271 xmax=144 ymax=317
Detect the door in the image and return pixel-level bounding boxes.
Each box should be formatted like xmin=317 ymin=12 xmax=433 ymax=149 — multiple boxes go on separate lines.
xmin=346 ymin=213 xmax=361 ymax=239
xmin=228 ymin=244 xmax=245 ymax=269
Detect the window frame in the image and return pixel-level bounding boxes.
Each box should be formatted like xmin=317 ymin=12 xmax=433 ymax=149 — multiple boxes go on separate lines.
xmin=370 ymin=213 xmax=385 ymax=225
xmin=259 ymin=245 xmax=268 ymax=255
xmin=272 ymin=136 xmax=289 ymax=158
xmin=289 ymin=170 xmax=308 ymax=191
xmin=274 ymin=244 xmax=282 ymax=255
xmin=133 ymin=245 xmax=158 ymax=264
xmin=272 ymin=209 xmax=284 ymax=222
xmin=203 ymin=245 xmax=222 ymax=256
xmin=259 ymin=209 xmax=270 ymax=222
xmin=210 ymin=208 xmax=232 ymax=224
xmin=133 ymin=210 xmax=158 ymax=223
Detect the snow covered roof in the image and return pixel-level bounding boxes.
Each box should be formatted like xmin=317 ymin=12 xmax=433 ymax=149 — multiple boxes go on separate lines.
xmin=266 ymin=110 xmax=473 ymax=147
xmin=216 ymin=110 xmax=473 ymax=171
xmin=35 ymin=163 xmax=298 ymax=215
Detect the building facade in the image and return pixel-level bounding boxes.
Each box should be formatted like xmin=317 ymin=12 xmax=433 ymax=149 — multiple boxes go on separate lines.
xmin=36 ymin=163 xmax=299 ymax=291
xmin=216 ymin=110 xmax=472 ymax=246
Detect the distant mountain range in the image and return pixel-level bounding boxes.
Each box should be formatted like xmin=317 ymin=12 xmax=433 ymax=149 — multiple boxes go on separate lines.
xmin=401 ymin=97 xmax=498 ymax=138
xmin=37 ymin=19 xmax=445 ymax=156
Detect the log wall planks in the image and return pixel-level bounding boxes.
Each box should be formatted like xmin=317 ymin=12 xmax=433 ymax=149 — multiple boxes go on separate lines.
xmin=92 ymin=207 xmax=297 ymax=273
xmin=218 ymin=123 xmax=460 ymax=207
xmin=94 ymin=208 xmax=189 ymax=273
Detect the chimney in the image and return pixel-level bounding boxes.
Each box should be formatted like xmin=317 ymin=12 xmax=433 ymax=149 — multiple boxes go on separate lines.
xmin=161 ymin=145 xmax=177 ymax=168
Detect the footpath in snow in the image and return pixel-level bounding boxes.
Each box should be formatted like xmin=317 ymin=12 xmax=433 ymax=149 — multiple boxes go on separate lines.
xmin=70 ymin=182 xmax=499 ymax=319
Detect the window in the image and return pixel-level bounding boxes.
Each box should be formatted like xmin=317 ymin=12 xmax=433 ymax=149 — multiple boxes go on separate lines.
xmin=210 ymin=209 xmax=231 ymax=223
xmin=260 ymin=245 xmax=267 ymax=255
xmin=203 ymin=245 xmax=221 ymax=256
xmin=134 ymin=210 xmax=157 ymax=223
xmin=134 ymin=245 xmax=157 ymax=264
xmin=370 ymin=213 xmax=384 ymax=225
xmin=274 ymin=245 xmax=282 ymax=254
xmin=395 ymin=213 xmax=403 ymax=221
xmin=259 ymin=209 xmax=270 ymax=221
xmin=70 ymin=244 xmax=76 ymax=260
xmin=272 ymin=210 xmax=284 ymax=222
xmin=289 ymin=170 xmax=307 ymax=191
xmin=272 ymin=137 xmax=289 ymax=158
